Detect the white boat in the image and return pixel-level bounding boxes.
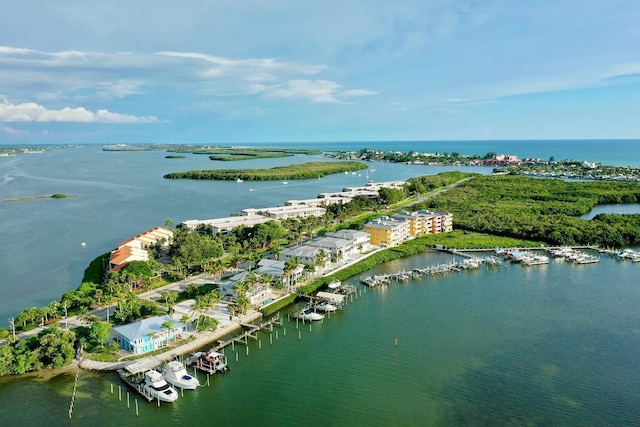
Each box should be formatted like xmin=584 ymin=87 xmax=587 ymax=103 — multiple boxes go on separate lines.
xmin=236 ymin=178 xmax=243 ymax=183
xmin=143 ymin=369 xmax=179 ymax=402
xmin=314 ymin=301 xmax=338 ymax=312
xmin=327 ymin=280 xmax=341 ymax=289
xmin=187 ymin=349 xmax=230 ymax=374
xmin=163 ymin=360 xmax=200 ymax=390
xmin=282 ymin=179 xmax=288 ymax=185
xmin=296 ymin=308 xmax=324 ymax=321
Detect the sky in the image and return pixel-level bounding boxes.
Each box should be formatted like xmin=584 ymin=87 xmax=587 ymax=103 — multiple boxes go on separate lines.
xmin=0 ymin=0 xmax=639 ymax=144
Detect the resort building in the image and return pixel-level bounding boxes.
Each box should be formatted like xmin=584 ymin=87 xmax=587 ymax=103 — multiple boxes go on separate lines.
xmin=112 ymin=315 xmax=185 ymax=355
xmin=108 ymin=246 xmax=150 ymax=272
xmin=285 ymin=196 xmax=351 ymax=207
xmin=391 ymin=210 xmax=453 ymax=236
xmin=108 ymin=226 xmax=174 ymax=272
xmin=364 ymin=217 xmax=411 ymax=247
xmin=241 ymin=205 xmax=326 ymax=220
xmin=118 ymin=226 xmax=174 ymax=251
xmin=180 ymin=215 xmax=272 ymax=235
xmin=365 ymin=210 xmax=453 ymax=247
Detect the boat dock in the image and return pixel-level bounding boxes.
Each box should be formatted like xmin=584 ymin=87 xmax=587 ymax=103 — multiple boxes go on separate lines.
xmin=117 ymin=358 xmax=164 ymax=402
xmin=209 ymin=315 xmax=284 ymax=352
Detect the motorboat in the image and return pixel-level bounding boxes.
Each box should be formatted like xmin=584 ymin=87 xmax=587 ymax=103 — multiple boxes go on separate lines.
xmin=314 ymin=301 xmax=338 ymax=312
xmin=327 ymin=280 xmax=341 ymax=289
xmin=162 ymin=360 xmax=200 ymax=390
xmin=296 ymin=308 xmax=324 ymax=321
xmin=143 ymin=369 xmax=179 ymax=402
xmin=187 ymin=349 xmax=230 ymax=374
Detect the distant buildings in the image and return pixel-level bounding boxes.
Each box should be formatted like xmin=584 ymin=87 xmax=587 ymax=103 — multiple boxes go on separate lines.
xmin=482 ymin=154 xmax=522 ymax=166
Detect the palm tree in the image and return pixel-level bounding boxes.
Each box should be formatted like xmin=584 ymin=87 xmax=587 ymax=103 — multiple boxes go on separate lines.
xmin=208 ymin=289 xmax=223 ymax=314
xmin=161 ymin=320 xmax=173 ymax=346
xmin=191 ymin=296 xmax=208 ymax=331
xmin=180 ymin=314 xmax=191 ymax=332
xmin=270 ymin=244 xmax=282 ymax=260
xmin=235 ymin=293 xmax=251 ymax=315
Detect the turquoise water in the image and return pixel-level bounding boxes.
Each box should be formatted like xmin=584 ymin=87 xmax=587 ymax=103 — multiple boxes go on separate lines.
xmin=2 ymin=140 xmax=640 ymax=425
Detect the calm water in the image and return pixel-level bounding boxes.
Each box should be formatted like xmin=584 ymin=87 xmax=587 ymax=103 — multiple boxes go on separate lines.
xmin=1 ymin=140 xmax=640 ymax=426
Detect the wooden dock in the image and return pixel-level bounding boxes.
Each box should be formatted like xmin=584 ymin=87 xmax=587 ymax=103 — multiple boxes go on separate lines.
xmin=209 ymin=315 xmax=283 ymax=352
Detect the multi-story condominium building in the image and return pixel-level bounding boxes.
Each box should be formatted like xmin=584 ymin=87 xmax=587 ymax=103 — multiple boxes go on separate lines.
xmin=391 ymin=210 xmax=453 ymax=237
xmin=365 ymin=210 xmax=453 ymax=247
xmin=180 ymin=215 xmax=273 ymax=235
xmin=364 ymin=217 xmax=411 ymax=248
xmin=241 ymin=205 xmax=326 ymax=220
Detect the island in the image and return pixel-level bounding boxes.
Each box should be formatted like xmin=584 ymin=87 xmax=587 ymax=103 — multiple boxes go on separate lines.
xmin=163 ymin=161 xmax=368 ymax=181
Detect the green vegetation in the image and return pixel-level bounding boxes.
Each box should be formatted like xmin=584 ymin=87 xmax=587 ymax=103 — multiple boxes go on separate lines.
xmin=172 ymin=147 xmax=322 ymax=161
xmin=416 ymin=175 xmax=640 ymax=247
xmin=163 ymin=161 xmax=367 ymax=181
xmin=165 ymin=155 xmax=186 ymax=159
xmin=0 ymin=326 xmax=76 ymax=375
xmin=51 ymin=193 xmax=67 ymax=198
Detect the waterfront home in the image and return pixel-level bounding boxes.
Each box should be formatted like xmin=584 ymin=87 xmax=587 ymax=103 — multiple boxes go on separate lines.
xmin=254 ymin=259 xmax=304 ymax=289
xmin=325 ymin=229 xmax=371 ymax=251
xmin=112 ymin=315 xmax=185 ymax=355
xmin=307 ymin=236 xmax=353 ymax=260
xmin=280 ymin=245 xmax=324 ymax=266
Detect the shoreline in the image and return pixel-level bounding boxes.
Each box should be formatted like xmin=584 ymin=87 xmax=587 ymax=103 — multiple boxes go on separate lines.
xmin=78 ymin=310 xmax=263 ymax=372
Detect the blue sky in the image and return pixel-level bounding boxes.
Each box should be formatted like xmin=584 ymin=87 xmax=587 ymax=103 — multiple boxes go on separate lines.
xmin=0 ymin=0 xmax=639 ymax=144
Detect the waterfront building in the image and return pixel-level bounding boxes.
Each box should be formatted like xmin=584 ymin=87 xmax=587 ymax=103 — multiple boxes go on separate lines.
xmin=366 ymin=210 xmax=453 ymax=247
xmin=112 ymin=315 xmax=185 ymax=355
xmin=241 ymin=205 xmax=326 ymax=220
xmin=391 ymin=210 xmax=453 ymax=236
xmin=280 ymin=245 xmax=324 ymax=266
xmin=364 ymin=217 xmax=411 ymax=247
xmin=286 ymin=196 xmax=351 ymax=207
xmin=307 ymin=236 xmax=354 ymax=260
xmin=108 ymin=226 xmax=174 ymax=272
xmin=180 ymin=215 xmax=272 ymax=235
xmin=325 ymin=229 xmax=371 ymax=250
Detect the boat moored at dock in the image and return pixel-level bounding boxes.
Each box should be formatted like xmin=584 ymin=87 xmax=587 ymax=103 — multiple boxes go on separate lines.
xmin=186 ymin=349 xmax=230 ymax=375
xmin=163 ymin=360 xmax=201 ymax=390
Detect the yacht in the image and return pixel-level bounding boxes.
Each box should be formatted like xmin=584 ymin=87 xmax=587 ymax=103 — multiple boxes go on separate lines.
xmin=162 ymin=360 xmax=200 ymax=390
xmin=327 ymin=280 xmax=341 ymax=289
xmin=187 ymin=349 xmax=230 ymax=374
xmin=296 ymin=308 xmax=324 ymax=321
xmin=143 ymin=369 xmax=179 ymax=402
xmin=314 ymin=301 xmax=338 ymax=312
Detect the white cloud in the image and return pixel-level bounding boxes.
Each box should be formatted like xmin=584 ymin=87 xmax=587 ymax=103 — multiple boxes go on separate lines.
xmin=264 ymin=80 xmax=342 ymax=103
xmin=0 ymin=45 xmax=374 ymax=107
xmin=0 ymin=99 xmax=158 ymax=123
xmin=0 ymin=123 xmax=27 ymax=135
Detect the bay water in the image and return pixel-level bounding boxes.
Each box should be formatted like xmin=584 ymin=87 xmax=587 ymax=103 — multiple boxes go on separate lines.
xmin=1 ymin=140 xmax=639 ymax=426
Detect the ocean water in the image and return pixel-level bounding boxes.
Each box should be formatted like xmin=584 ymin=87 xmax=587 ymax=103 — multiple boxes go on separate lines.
xmin=1 ymin=140 xmax=640 ymax=426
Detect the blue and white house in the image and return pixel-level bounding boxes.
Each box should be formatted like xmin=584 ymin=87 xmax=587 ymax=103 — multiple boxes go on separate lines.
xmin=112 ymin=315 xmax=186 ymax=355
